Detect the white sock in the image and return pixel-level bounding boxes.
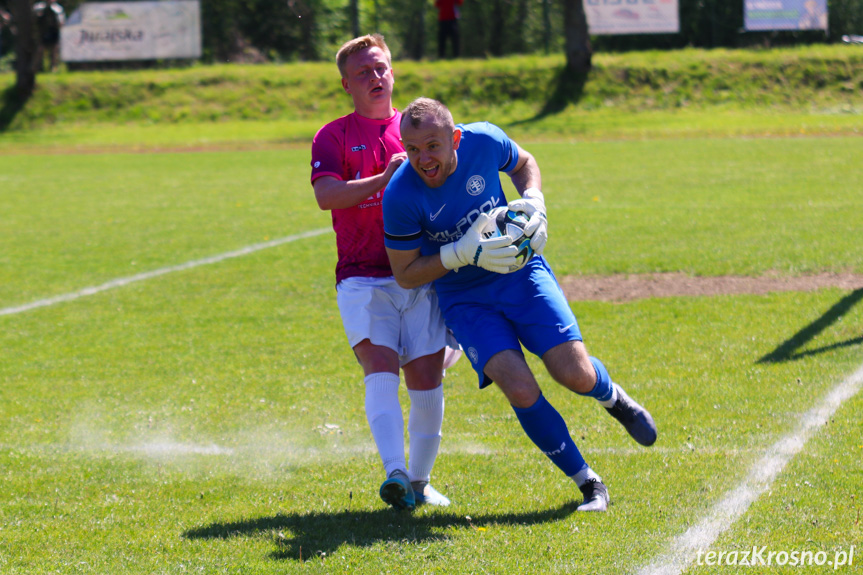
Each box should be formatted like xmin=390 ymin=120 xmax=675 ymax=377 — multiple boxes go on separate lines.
xmin=364 ymin=372 xmax=405 ymax=477
xmin=598 ymin=383 xmax=619 ymax=409
xmin=406 ymin=384 xmax=445 ymax=484
xmin=571 ymin=466 xmax=602 ymax=488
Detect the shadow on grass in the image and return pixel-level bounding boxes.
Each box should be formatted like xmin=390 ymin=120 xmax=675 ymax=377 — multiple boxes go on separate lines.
xmin=758 ymin=288 xmax=863 ymax=363
xmin=183 ymin=501 xmax=578 ymax=561
xmin=0 ymin=84 xmax=28 ymax=133
xmin=509 ymin=67 xmax=588 ymax=126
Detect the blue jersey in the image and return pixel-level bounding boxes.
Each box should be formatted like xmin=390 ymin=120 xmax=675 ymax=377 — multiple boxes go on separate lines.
xmin=383 ymin=122 xmax=519 ymax=295
xmin=383 ymin=121 xmax=581 ymax=386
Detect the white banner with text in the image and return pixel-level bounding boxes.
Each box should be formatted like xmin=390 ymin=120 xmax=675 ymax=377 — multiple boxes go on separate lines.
xmin=584 ymin=0 xmax=680 ymax=35
xmin=61 ymin=1 xmax=201 ymax=62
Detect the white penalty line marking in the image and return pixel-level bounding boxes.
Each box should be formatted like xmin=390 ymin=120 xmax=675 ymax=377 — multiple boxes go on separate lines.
xmin=636 ymin=362 xmax=863 ymax=575
xmin=0 ymin=228 xmax=332 ymax=317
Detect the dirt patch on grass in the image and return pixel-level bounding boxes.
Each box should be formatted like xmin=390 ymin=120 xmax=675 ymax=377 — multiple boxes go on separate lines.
xmin=560 ymin=272 xmax=863 ymax=302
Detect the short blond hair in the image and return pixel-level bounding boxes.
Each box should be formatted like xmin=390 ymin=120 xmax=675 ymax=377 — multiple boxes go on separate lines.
xmin=401 ymin=97 xmax=454 ymax=131
xmin=336 ymin=34 xmax=392 ymax=78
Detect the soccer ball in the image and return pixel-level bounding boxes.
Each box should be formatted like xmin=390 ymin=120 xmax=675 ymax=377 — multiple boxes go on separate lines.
xmin=482 ymin=206 xmax=535 ymax=272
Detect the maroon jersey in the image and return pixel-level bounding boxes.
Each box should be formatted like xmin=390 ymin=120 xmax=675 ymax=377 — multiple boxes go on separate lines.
xmin=311 ymin=110 xmax=403 ymax=283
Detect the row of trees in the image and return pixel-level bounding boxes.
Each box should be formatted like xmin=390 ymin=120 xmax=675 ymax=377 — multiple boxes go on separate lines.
xmin=196 ymin=0 xmax=585 ymax=65
xmin=3 ymin=0 xmax=863 ymax=99
xmin=202 ymin=0 xmax=861 ymax=63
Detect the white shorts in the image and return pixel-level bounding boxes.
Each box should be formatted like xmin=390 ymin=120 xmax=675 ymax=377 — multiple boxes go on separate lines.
xmin=336 ymin=276 xmax=453 ymax=366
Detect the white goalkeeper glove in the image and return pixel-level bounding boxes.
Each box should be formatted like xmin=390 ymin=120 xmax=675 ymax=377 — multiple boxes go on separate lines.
xmin=439 ymin=213 xmax=519 ymax=274
xmin=507 ymin=187 xmax=548 ymax=255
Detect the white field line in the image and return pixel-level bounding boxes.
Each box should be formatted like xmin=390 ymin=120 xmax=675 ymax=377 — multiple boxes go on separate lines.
xmin=636 ymin=363 xmax=863 ymax=575
xmin=0 ymin=228 xmax=332 ymax=317
xmin=6 ymin=442 xmax=761 ymax=460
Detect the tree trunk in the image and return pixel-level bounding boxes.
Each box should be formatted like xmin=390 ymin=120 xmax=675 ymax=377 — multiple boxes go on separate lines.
xmin=416 ymin=0 xmax=425 ymax=60
xmin=542 ymin=0 xmax=552 ymax=54
xmin=405 ymin=1 xmax=425 ymax=60
xmin=515 ymin=0 xmax=528 ymax=53
xmin=561 ymin=0 xmax=591 ymax=74
xmin=12 ymin=0 xmax=37 ymax=99
xmin=349 ymin=0 xmax=360 ymax=38
xmin=490 ymin=0 xmax=504 ymax=56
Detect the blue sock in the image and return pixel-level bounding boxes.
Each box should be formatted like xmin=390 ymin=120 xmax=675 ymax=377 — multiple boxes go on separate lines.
xmin=577 ymin=356 xmax=614 ymax=403
xmin=512 ymin=394 xmax=588 ymax=477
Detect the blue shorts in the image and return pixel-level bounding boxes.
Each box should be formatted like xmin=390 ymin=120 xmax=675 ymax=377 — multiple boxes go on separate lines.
xmin=437 ymin=257 xmax=582 ymax=388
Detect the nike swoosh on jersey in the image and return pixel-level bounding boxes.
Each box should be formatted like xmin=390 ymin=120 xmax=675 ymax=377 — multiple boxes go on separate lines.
xmin=430 ymin=204 xmax=446 ymax=221
xmin=558 ymin=322 xmax=576 ymax=333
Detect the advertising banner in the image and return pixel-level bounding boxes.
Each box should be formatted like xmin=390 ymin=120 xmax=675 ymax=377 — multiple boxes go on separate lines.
xmin=61 ymin=1 xmax=201 ymax=62
xmin=744 ymin=0 xmax=828 ymax=31
xmin=584 ymin=0 xmax=680 ymax=35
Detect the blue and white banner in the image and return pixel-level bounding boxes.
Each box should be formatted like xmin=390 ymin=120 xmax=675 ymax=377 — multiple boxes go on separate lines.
xmin=584 ymin=0 xmax=680 ymax=35
xmin=61 ymin=1 xmax=201 ymax=62
xmin=744 ymin=0 xmax=828 ymax=31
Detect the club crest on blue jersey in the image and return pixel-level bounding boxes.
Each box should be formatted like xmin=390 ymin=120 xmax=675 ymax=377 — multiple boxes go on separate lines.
xmin=466 ymin=175 xmax=485 ymax=196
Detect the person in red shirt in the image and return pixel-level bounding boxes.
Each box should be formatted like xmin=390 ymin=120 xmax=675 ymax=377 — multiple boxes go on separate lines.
xmin=435 ymin=0 xmax=463 ymax=59
xmin=310 ymin=34 xmax=458 ymax=510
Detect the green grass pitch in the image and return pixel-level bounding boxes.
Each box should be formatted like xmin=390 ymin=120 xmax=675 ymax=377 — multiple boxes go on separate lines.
xmin=1 ymin=134 xmax=862 ymax=573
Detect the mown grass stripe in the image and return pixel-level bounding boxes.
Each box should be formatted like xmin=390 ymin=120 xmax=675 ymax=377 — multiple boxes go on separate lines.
xmin=0 ymin=228 xmax=331 ymax=317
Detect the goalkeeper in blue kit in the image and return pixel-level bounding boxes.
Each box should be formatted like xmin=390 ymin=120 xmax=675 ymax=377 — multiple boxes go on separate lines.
xmin=382 ymin=98 xmax=657 ymax=511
